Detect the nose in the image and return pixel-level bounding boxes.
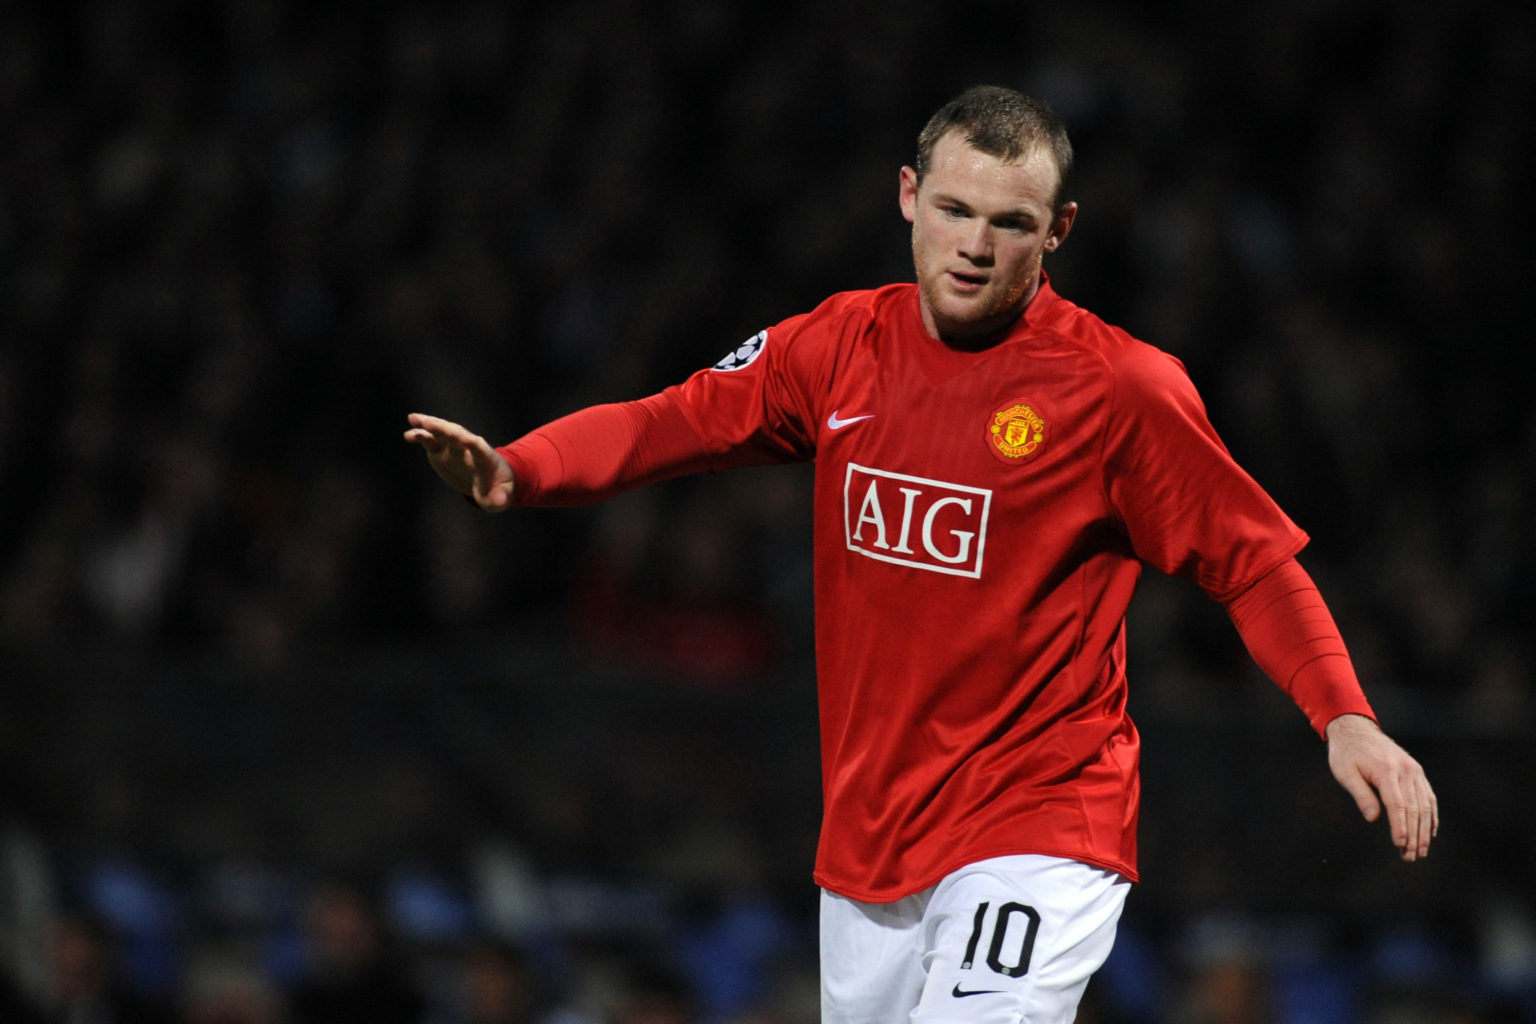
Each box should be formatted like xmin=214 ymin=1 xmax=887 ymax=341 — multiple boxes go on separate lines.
xmin=957 ymin=221 xmax=993 ymax=264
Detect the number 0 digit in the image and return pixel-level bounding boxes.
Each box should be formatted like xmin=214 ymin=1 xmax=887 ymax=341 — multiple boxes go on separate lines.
xmin=986 ymin=902 xmax=1040 ymax=977
xmin=960 ymin=901 xmax=1041 ymax=978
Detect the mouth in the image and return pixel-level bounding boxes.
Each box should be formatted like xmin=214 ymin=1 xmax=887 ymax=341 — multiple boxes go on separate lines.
xmin=946 ymin=270 xmax=987 ymax=292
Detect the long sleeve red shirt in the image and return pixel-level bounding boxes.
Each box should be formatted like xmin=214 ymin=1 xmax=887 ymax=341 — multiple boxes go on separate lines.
xmin=498 ymin=277 xmax=1374 ymax=900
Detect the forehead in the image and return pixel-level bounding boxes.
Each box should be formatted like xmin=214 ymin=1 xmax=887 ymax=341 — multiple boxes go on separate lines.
xmin=922 ymin=131 xmax=1060 ymax=215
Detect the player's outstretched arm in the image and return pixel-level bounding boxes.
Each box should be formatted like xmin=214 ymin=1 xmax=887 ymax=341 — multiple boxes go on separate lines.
xmin=403 ymin=412 xmax=515 ymax=511
xmin=1325 ymin=713 xmax=1439 ymax=862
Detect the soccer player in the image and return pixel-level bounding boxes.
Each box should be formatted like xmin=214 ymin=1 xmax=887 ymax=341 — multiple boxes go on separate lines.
xmin=405 ymin=85 xmax=1438 ymax=1024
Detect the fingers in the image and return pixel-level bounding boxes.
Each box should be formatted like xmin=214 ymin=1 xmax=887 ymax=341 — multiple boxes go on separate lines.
xmin=402 ymin=427 xmax=443 ymax=452
xmin=405 ymin=414 xmax=497 ymax=468
xmin=1374 ymin=760 xmax=1438 ymax=862
xmin=1430 ymin=780 xmax=1440 ymax=838
xmin=1327 ymin=719 xmax=1438 ymax=863
xmin=407 ymin=411 xmax=452 ymax=432
xmin=407 ymin=413 xmax=515 ymax=509
xmin=406 ymin=412 xmax=485 ymax=449
xmin=477 ymin=480 xmax=513 ymax=511
xmin=1337 ymin=765 xmax=1382 ymax=825
xmin=1408 ymin=772 xmax=1439 ymax=861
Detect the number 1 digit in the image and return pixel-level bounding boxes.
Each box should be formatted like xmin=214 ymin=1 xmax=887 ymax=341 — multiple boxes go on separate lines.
xmin=961 ymin=901 xmax=989 ymax=969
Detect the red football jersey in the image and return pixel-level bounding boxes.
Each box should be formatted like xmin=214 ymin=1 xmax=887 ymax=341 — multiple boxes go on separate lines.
xmin=500 ymin=277 xmax=1311 ymax=900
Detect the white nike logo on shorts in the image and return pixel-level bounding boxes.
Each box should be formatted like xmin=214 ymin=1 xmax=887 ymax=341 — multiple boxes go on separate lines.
xmin=827 ymin=410 xmax=875 ymax=430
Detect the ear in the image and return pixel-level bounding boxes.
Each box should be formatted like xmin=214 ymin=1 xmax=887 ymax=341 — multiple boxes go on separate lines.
xmin=899 ymin=166 xmax=919 ymax=224
xmin=1043 ymin=201 xmax=1078 ymax=253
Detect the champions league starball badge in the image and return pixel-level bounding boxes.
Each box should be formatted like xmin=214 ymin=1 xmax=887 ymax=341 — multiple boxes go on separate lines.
xmin=713 ymin=330 xmax=767 ymax=371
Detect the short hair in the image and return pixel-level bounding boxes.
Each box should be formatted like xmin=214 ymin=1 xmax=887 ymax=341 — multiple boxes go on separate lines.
xmin=914 ymin=85 xmax=1075 ymax=215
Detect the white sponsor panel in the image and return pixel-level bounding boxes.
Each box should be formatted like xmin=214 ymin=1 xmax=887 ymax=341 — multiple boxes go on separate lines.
xmin=843 ymin=463 xmax=992 ymax=578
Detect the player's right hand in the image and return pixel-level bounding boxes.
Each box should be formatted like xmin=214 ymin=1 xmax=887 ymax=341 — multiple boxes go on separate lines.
xmin=404 ymin=412 xmax=516 ymax=511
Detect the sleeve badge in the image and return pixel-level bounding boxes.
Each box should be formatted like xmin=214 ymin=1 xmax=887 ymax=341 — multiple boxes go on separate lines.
xmin=712 ymin=329 xmax=767 ymax=372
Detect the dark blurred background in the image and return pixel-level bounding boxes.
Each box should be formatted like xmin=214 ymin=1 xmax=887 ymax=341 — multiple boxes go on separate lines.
xmin=2 ymin=1 xmax=1533 ymax=1022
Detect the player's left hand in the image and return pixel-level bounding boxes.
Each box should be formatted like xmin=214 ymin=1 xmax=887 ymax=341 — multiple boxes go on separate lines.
xmin=1325 ymin=713 xmax=1438 ymax=862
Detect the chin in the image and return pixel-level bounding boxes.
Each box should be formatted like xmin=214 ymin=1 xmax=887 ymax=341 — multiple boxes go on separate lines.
xmin=919 ymin=280 xmax=1014 ymax=342
xmin=936 ymin=300 xmax=1005 ymax=333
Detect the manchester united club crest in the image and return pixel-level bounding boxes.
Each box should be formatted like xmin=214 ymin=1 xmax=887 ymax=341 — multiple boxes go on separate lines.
xmin=987 ymin=401 xmax=1047 ymax=463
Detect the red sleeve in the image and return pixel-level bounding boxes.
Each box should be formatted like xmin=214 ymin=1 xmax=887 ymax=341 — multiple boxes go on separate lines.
xmin=1102 ymin=340 xmax=1307 ymax=600
xmin=1225 ymin=556 xmax=1377 ymax=737
xmin=497 ymin=318 xmax=831 ymax=507
xmin=497 ymin=392 xmax=726 ymax=507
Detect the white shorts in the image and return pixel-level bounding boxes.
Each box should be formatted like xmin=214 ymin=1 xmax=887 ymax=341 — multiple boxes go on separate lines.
xmin=820 ymin=854 xmax=1129 ymax=1024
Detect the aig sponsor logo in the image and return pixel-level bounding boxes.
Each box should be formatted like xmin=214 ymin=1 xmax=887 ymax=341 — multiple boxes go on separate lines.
xmin=843 ymin=463 xmax=992 ymax=578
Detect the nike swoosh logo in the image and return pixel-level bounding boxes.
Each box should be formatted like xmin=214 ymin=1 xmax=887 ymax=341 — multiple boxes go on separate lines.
xmin=952 ymin=984 xmax=1004 ymax=998
xmin=827 ymin=410 xmax=875 ymax=430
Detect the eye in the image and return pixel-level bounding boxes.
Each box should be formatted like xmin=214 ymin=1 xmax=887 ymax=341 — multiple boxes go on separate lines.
xmin=941 ymin=205 xmax=969 ymax=219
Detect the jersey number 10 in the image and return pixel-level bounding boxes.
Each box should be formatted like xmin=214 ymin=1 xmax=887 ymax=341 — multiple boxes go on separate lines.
xmin=960 ymin=901 xmax=1040 ymax=978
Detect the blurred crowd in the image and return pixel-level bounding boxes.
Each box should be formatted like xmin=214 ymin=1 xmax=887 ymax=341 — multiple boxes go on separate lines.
xmin=2 ymin=0 xmax=1534 ymax=1021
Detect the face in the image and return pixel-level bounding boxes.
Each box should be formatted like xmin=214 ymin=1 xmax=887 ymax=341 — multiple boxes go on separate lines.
xmin=900 ymin=130 xmax=1076 ymax=345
